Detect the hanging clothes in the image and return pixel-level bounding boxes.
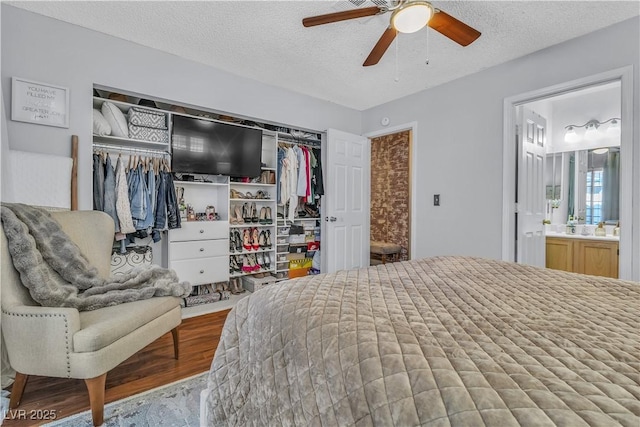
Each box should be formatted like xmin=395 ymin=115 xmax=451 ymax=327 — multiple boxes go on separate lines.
xmin=312 ymin=148 xmax=324 ymax=196
xmin=295 ymin=145 xmax=307 ymax=198
xmin=141 ymin=165 xmax=156 ymax=230
xmin=303 ymin=146 xmax=312 ymax=203
xmin=308 ymin=149 xmax=318 ymax=202
xmin=277 ymin=147 xmax=285 ymax=204
xmin=93 ymin=153 xmax=105 ymax=211
xmin=114 ymin=155 xmax=136 ymax=238
xmin=165 ymin=171 xmax=181 ymax=230
xmin=102 ymin=154 xmax=120 ymax=233
xmin=282 ymin=147 xmax=299 ymax=221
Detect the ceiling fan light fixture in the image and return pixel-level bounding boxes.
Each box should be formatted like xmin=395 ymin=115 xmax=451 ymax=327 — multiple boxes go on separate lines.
xmin=391 ymin=1 xmax=434 ymax=34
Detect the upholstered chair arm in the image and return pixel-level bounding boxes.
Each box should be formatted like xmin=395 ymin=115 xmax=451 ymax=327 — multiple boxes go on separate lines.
xmin=2 ymin=305 xmax=80 ymax=378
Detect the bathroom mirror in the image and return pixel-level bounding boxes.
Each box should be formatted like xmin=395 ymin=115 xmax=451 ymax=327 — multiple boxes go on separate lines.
xmin=568 ymin=147 xmax=620 ymax=224
xmin=545 ymin=152 xmax=562 ymax=200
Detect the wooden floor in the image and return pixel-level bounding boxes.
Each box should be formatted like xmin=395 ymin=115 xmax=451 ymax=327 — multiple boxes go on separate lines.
xmin=2 ymin=310 xmax=230 ymax=427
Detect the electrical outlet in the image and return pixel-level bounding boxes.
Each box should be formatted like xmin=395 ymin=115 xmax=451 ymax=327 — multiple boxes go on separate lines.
xmin=434 ymin=194 xmax=440 ymax=206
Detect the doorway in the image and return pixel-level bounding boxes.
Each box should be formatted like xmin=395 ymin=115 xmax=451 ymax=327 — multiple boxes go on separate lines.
xmin=502 ymin=67 xmax=634 ymax=280
xmin=365 ymin=122 xmax=418 ymax=261
xmin=370 ymin=130 xmax=412 ymax=262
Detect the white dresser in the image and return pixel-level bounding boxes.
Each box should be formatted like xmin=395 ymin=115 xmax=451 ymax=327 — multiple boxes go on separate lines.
xmin=169 ymin=221 xmax=229 ymax=287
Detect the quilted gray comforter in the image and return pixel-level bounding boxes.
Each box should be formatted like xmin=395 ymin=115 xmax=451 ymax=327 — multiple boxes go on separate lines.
xmin=206 ymin=256 xmax=640 ymax=426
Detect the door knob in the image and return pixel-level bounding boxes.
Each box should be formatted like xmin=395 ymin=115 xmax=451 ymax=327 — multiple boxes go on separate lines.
xmin=326 ymin=216 xmax=337 ymax=222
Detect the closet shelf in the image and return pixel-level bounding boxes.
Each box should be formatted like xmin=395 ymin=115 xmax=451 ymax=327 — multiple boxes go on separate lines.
xmin=93 ymin=134 xmax=169 ymax=151
xmin=229 ymin=224 xmax=275 ymax=229
xmin=230 ymin=268 xmax=275 ymax=279
xmin=230 ymin=248 xmax=274 ymax=255
xmin=229 ymin=182 xmax=275 ymax=188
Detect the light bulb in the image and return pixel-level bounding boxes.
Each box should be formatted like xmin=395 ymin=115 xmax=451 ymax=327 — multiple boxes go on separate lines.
xmin=564 ymin=126 xmax=580 ymax=143
xmin=607 ymin=119 xmax=621 ymax=137
xmin=584 ymin=122 xmax=599 ymax=141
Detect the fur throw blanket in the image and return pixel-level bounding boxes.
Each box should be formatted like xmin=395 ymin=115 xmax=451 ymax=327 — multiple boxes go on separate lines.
xmin=1 ymin=203 xmax=191 ymax=311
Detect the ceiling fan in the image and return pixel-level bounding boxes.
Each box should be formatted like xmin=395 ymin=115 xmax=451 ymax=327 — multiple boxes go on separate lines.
xmin=302 ymin=0 xmax=481 ymax=66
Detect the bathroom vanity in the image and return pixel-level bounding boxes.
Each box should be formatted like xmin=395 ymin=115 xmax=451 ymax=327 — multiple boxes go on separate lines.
xmin=546 ymin=231 xmax=619 ymax=278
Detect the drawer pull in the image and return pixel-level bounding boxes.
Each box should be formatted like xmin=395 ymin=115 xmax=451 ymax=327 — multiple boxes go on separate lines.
xmin=199 ymin=229 xmax=205 ymax=234
xmin=199 ymin=248 xmax=205 ymax=252
xmin=200 ymin=269 xmax=205 ymax=274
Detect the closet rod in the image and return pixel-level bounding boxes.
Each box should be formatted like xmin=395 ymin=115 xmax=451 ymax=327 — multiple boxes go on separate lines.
xmin=93 ymin=143 xmax=171 ymax=156
xmin=277 ymin=139 xmax=321 ymax=149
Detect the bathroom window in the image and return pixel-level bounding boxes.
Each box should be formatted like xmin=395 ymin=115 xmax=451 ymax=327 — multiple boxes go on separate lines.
xmin=586 ymin=169 xmax=603 ymax=224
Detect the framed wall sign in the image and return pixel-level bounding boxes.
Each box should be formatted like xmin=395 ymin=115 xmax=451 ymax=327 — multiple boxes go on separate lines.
xmin=11 ymin=77 xmax=69 ymax=128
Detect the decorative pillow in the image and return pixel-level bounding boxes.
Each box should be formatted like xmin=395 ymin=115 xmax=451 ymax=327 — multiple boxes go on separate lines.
xmin=92 ymin=109 xmax=111 ymax=136
xmin=101 ymin=101 xmax=128 ymax=138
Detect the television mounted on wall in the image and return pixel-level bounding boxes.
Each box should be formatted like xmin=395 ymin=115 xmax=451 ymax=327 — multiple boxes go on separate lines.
xmin=171 ymin=115 xmax=262 ymax=178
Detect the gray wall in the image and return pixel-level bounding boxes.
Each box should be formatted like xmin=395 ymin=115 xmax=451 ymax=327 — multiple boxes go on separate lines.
xmin=1 ymin=5 xmax=361 ymax=210
xmin=362 ymin=17 xmax=639 ymax=264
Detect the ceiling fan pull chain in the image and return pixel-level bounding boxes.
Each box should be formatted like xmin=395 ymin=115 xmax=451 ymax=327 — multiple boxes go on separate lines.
xmin=425 ymin=26 xmax=430 ymax=65
xmin=394 ymin=35 xmax=400 ymax=82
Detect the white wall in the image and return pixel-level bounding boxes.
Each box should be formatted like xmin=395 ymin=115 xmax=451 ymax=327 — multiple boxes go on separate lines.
xmin=1 ymin=5 xmax=361 ymax=209
xmin=362 ymin=17 xmax=640 ymax=262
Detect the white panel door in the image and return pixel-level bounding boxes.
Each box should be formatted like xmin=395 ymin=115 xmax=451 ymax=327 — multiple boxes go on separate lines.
xmin=325 ymin=129 xmax=369 ymax=273
xmin=517 ymin=107 xmax=547 ymax=267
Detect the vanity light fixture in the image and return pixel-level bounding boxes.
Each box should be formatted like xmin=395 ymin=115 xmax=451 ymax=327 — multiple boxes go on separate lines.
xmin=563 ymin=118 xmax=621 ymax=143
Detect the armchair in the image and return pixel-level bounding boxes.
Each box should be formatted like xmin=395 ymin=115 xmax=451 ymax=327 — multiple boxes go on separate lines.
xmin=1 ymin=210 xmax=183 ymax=426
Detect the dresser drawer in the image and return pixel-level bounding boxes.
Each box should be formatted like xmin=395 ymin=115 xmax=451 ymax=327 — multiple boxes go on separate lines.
xmin=169 ymin=221 xmax=229 ymax=242
xmin=170 ymin=240 xmax=228 ymax=261
xmin=170 ymin=257 xmax=229 ymax=286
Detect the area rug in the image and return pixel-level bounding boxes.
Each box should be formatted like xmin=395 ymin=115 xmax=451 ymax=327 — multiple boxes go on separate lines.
xmin=44 ymin=372 xmax=207 ymax=427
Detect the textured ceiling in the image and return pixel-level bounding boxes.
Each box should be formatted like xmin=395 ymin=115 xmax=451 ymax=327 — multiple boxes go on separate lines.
xmin=7 ymin=1 xmax=640 ymax=111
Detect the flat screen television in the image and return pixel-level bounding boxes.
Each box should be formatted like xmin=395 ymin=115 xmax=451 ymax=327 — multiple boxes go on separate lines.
xmin=171 ymin=115 xmax=263 ymax=178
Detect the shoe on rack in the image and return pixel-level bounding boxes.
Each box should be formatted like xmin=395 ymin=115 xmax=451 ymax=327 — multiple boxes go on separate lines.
xmin=265 ymin=229 xmax=273 ymax=249
xmin=241 ymin=255 xmax=253 ymax=273
xmin=265 ymin=207 xmax=273 ymax=224
xmin=258 ymin=230 xmax=266 ymax=248
xmin=229 ymin=231 xmax=236 ymax=253
xmin=242 ymin=229 xmax=252 ymax=251
xmin=230 ymin=188 xmax=246 ymax=199
xmin=263 ymin=252 xmax=271 ymax=269
xmin=304 ymin=204 xmax=319 ymax=218
xmin=247 ymin=253 xmax=259 ymax=271
xmin=251 ymin=228 xmax=260 ymax=251
xmin=242 ymin=203 xmax=250 ymax=223
xmin=259 ymin=207 xmax=267 ymax=224
xmin=234 ymin=204 xmax=245 ymax=225
xmin=230 ymin=277 xmax=245 ymax=294
xmin=230 ymin=255 xmax=241 ymax=273
xmin=234 ymin=230 xmax=242 ymax=252
xmin=251 ymin=202 xmax=259 ymax=223
xmin=256 ymin=252 xmax=264 ymax=268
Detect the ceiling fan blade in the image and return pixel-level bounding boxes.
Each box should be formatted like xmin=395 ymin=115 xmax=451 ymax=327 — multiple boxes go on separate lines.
xmin=428 ymin=9 xmax=481 ymax=46
xmin=363 ymin=27 xmax=397 ymax=67
xmin=303 ymin=6 xmax=381 ymax=27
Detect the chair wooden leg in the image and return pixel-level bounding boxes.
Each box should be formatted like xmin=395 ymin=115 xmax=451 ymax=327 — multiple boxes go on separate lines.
xmin=9 ymin=372 xmax=28 ymax=409
xmin=84 ymin=373 xmax=107 ymax=427
xmin=171 ymin=327 xmax=180 ymax=360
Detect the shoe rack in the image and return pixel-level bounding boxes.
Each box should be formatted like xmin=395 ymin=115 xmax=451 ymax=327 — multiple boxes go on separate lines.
xmin=228 ymin=131 xmax=278 ymax=281
xmin=275 ymin=135 xmax=323 ymax=282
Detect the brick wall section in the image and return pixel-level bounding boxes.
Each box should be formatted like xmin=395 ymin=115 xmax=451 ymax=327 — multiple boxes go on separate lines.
xmin=370 ymin=130 xmax=411 ymax=260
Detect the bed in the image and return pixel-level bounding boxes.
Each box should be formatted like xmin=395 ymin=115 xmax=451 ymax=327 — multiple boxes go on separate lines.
xmin=203 ymin=256 xmax=639 ymax=426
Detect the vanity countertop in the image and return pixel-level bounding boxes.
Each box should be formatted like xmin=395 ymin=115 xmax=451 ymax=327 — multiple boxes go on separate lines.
xmin=545 ymin=231 xmax=619 ymax=242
